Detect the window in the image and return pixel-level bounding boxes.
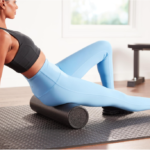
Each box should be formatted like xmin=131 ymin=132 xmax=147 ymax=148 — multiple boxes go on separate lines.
xmin=62 ymin=0 xmax=143 ymax=38
xmin=71 ymin=0 xmax=129 ymax=25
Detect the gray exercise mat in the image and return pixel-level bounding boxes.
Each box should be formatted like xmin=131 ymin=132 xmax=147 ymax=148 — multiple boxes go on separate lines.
xmin=0 ymin=105 xmax=150 ymax=149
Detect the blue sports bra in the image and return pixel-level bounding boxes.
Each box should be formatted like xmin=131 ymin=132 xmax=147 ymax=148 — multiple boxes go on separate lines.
xmin=0 ymin=27 xmax=41 ymax=73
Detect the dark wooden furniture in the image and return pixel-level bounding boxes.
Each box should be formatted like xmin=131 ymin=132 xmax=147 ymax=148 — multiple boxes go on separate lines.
xmin=127 ymin=44 xmax=150 ymax=87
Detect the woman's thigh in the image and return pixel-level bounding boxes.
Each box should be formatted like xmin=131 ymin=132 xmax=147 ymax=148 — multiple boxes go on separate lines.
xmin=39 ymin=70 xmax=127 ymax=108
xmin=39 ymin=71 xmax=150 ymax=112
xmin=55 ymin=40 xmax=112 ymax=78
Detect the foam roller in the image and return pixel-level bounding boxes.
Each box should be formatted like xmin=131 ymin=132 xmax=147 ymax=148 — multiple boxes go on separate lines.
xmin=30 ymin=95 xmax=89 ymax=129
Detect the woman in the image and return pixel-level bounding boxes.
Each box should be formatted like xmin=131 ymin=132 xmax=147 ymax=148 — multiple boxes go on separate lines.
xmin=1 ymin=0 xmax=150 ymax=115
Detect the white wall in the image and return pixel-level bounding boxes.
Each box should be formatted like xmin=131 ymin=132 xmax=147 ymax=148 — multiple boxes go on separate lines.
xmin=1 ymin=0 xmax=150 ymax=88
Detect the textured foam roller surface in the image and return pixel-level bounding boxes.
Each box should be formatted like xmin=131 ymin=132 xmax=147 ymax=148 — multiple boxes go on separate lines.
xmin=30 ymin=95 xmax=89 ymax=129
xmin=1 ymin=105 xmax=150 ymax=149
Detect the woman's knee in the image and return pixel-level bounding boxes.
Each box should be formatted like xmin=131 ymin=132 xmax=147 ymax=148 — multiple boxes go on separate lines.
xmin=95 ymin=40 xmax=112 ymax=54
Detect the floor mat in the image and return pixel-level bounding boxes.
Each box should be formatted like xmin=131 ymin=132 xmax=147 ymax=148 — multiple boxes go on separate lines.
xmin=0 ymin=105 xmax=150 ymax=149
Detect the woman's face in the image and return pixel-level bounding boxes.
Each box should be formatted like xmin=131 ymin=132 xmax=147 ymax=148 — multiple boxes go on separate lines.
xmin=0 ymin=0 xmax=18 ymax=19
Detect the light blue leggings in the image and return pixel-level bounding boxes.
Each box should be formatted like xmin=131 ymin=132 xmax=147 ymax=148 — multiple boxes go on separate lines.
xmin=24 ymin=41 xmax=150 ymax=112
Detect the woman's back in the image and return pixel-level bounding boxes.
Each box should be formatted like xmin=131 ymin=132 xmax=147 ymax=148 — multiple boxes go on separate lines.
xmin=0 ymin=29 xmax=19 ymax=65
xmin=0 ymin=28 xmax=46 ymax=80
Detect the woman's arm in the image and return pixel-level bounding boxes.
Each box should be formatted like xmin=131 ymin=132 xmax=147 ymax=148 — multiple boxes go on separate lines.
xmin=0 ymin=31 xmax=11 ymax=85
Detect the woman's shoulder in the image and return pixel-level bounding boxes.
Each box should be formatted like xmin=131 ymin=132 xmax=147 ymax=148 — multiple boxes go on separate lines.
xmin=0 ymin=29 xmax=12 ymax=45
xmin=0 ymin=29 xmax=12 ymax=55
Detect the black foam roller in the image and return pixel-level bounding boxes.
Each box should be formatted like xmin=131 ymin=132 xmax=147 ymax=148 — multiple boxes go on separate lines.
xmin=30 ymin=95 xmax=89 ymax=129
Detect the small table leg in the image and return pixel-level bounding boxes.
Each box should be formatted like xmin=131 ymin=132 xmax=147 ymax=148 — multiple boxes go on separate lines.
xmin=127 ymin=50 xmax=145 ymax=87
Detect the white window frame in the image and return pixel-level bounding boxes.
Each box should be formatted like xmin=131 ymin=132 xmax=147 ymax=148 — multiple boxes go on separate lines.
xmin=62 ymin=0 xmax=143 ymax=38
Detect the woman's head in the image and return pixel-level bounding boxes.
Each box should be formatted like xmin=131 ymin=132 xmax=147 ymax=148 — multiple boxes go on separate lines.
xmin=0 ymin=0 xmax=18 ymax=19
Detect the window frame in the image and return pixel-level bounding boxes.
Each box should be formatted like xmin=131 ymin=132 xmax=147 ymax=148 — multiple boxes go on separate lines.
xmin=62 ymin=0 xmax=143 ymax=38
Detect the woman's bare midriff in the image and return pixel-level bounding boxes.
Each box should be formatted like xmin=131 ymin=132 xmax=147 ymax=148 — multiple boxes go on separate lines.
xmin=21 ymin=50 xmax=46 ymax=79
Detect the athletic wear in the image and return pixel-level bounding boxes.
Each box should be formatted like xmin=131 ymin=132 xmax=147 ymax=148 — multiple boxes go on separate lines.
xmin=0 ymin=27 xmax=41 ymax=73
xmin=23 ymin=41 xmax=150 ymax=112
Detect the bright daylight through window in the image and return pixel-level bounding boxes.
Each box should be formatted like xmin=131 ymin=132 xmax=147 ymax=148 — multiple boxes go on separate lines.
xmin=71 ymin=0 xmax=129 ymax=25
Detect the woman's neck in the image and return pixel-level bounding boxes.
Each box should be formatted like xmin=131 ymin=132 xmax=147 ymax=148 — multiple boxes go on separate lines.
xmin=0 ymin=14 xmax=7 ymax=28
